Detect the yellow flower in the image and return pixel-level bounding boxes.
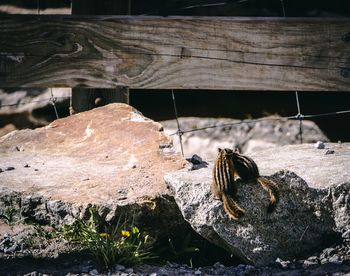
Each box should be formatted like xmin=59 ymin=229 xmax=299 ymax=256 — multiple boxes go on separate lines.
xmin=100 ymin=233 xmax=109 ymax=238
xmin=121 ymin=230 xmax=130 ymax=237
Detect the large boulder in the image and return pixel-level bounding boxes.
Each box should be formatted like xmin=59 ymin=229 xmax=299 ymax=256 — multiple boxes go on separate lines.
xmin=161 ymin=117 xmax=329 ymax=159
xmin=0 ymin=103 xmax=185 ymax=236
xmin=165 ymin=143 xmax=350 ymax=265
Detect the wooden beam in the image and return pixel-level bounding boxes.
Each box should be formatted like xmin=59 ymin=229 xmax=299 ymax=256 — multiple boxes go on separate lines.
xmin=1 ymin=16 xmax=350 ymax=91
xmin=70 ymin=0 xmax=129 ymax=115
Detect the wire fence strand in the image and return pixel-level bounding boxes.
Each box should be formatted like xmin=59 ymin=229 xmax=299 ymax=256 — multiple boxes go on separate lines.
xmin=0 ymin=96 xmax=70 ymax=108
xmin=171 ymin=89 xmax=184 ymax=157
xmin=50 ymin=88 xmax=59 ymax=119
xmin=294 ymin=91 xmax=303 ymax=143
xmin=168 ymin=109 xmax=350 ymax=137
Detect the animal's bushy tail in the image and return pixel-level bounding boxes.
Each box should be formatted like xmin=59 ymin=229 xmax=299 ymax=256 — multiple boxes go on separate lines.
xmin=222 ymin=194 xmax=245 ymax=220
xmin=257 ymin=177 xmax=279 ymax=213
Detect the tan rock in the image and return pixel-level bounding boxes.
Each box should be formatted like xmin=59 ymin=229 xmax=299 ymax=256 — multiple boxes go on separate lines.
xmin=0 ymin=124 xmax=16 ymax=137
xmin=0 ymin=103 xmax=185 ymax=228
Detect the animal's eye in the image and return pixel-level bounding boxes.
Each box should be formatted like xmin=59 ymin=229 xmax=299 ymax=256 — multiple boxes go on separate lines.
xmin=218 ymin=148 xmax=222 ymax=152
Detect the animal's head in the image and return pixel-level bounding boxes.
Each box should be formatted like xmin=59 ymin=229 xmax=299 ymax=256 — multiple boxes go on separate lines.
xmin=217 ymin=148 xmax=234 ymax=159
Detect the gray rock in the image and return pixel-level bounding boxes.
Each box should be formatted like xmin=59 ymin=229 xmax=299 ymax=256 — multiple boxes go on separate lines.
xmin=248 ymin=143 xmax=350 ymax=190
xmin=115 ymin=264 xmax=126 ymax=271
xmin=303 ymin=258 xmax=318 ymax=268
xmin=314 ymin=141 xmax=325 ymax=149
xmin=165 ymin=143 xmax=350 ymax=266
xmin=161 ymin=117 xmax=328 ymax=159
xmin=328 ymin=256 xmax=342 ymax=264
xmin=89 ymin=269 xmax=99 ymax=275
xmin=330 ymin=182 xmax=350 ymax=233
xmin=0 ymin=88 xmax=71 ymax=130
xmin=275 ymin=258 xmax=291 ymax=269
xmin=124 ymin=268 xmax=133 ymax=273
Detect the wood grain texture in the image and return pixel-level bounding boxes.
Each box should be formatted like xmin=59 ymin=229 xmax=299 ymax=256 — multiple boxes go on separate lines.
xmin=70 ymin=0 xmax=130 ymax=114
xmin=1 ymin=15 xmax=350 ymax=90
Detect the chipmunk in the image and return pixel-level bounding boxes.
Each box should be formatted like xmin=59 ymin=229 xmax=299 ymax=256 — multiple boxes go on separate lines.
xmin=212 ymin=148 xmax=279 ymax=220
xmin=211 ymin=148 xmax=245 ymax=220
xmin=230 ymin=148 xmax=279 ymax=213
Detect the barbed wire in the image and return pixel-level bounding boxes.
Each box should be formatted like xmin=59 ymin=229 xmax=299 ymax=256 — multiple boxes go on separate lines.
xmin=1 ymin=0 xmax=349 ymax=156
xmin=168 ymin=109 xmax=350 ymax=137
xmin=49 ymin=88 xmax=59 ymax=119
xmin=171 ymin=89 xmax=184 ymax=157
xmin=294 ymin=91 xmax=303 ymax=144
xmin=167 ymin=0 xmax=349 ymax=156
xmin=0 ymin=92 xmax=349 ymax=143
xmin=0 ymin=96 xmax=70 ymax=108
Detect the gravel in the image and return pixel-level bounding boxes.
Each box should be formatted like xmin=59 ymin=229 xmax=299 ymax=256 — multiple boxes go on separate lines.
xmin=1 ymin=231 xmax=349 ymax=275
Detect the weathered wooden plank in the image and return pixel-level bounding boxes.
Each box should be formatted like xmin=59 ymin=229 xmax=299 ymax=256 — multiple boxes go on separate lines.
xmin=0 ymin=15 xmax=350 ymax=90
xmin=70 ymin=0 xmax=130 ymax=114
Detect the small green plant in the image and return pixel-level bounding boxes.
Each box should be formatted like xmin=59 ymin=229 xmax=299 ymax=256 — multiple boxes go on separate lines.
xmin=23 ymin=224 xmax=57 ymax=253
xmin=58 ymin=207 xmax=155 ymax=269
xmin=0 ymin=207 xmax=17 ymax=225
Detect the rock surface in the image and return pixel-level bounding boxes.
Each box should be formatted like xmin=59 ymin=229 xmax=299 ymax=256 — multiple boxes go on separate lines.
xmin=161 ymin=117 xmax=329 ymax=159
xmin=249 ymin=143 xmax=350 ymax=190
xmin=0 ymin=88 xmax=70 ymax=132
xmin=0 ymin=103 xmax=185 ymax=232
xmin=0 ymin=123 xmax=16 ymax=137
xmin=165 ymin=143 xmax=350 ymax=265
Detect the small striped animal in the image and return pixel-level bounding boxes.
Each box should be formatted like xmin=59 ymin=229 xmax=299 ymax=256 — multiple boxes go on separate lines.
xmin=212 ymin=148 xmax=279 ymax=220
xmin=211 ymin=148 xmax=245 ymax=220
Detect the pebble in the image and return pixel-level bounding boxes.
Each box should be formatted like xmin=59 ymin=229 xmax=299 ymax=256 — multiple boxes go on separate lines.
xmin=302 ymin=259 xmax=318 ymax=268
xmin=342 ymin=229 xmax=350 ymax=239
xmin=322 ymin=247 xmax=336 ymax=256
xmin=325 ymin=149 xmax=335 ymax=155
xmin=5 ymin=166 xmax=15 ymax=171
xmin=89 ymin=269 xmax=99 ymax=275
xmin=314 ymin=141 xmax=325 ymax=149
xmin=328 ymin=255 xmax=342 ymax=264
xmin=0 ymin=168 xmax=3 ymax=173
xmin=115 ymin=264 xmax=126 ymax=271
xmin=1 ymin=232 xmax=350 ymax=276
xmin=187 ymin=154 xmax=203 ymax=165
xmin=275 ymin=258 xmax=290 ymax=269
xmin=124 ymin=268 xmax=133 ymax=273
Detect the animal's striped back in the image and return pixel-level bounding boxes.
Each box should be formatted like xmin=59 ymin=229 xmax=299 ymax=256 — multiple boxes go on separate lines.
xmin=231 ymin=152 xmax=260 ymax=180
xmin=213 ymin=148 xmax=235 ymax=195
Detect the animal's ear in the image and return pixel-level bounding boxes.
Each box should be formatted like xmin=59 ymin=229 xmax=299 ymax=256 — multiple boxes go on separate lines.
xmin=218 ymin=148 xmax=222 ymax=152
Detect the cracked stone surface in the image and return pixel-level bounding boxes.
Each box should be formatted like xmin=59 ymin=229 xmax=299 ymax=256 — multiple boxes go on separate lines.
xmin=165 ymin=143 xmax=350 ymax=265
xmin=0 ymin=103 xmax=185 ymax=232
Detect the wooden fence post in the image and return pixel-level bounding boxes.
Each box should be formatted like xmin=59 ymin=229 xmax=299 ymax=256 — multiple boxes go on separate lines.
xmin=70 ymin=0 xmax=130 ymax=114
